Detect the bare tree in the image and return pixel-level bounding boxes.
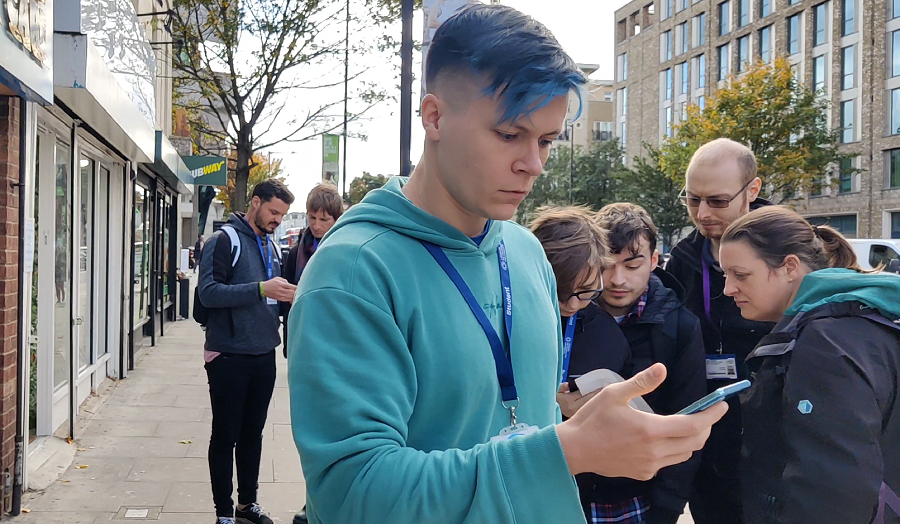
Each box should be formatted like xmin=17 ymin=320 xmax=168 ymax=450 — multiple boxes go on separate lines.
xmin=171 ymin=0 xmax=401 ymax=211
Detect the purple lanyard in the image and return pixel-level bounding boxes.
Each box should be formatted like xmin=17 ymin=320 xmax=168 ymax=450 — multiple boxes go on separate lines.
xmin=701 ymin=256 xmax=720 ymax=336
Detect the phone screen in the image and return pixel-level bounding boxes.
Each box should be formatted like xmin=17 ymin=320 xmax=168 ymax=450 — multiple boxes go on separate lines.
xmin=677 ymin=380 xmax=751 ymax=415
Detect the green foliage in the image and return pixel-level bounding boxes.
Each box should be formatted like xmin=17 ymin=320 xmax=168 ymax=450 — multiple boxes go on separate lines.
xmin=659 ymin=57 xmax=855 ymax=203
xmin=347 ymin=172 xmax=389 ymax=205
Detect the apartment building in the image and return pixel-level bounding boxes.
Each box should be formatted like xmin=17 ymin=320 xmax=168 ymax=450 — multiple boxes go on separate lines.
xmin=614 ymin=0 xmax=900 ymax=241
xmin=554 ymin=64 xmax=617 ymax=150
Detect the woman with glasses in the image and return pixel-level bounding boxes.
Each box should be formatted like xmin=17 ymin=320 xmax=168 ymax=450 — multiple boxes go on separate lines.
xmin=532 ymin=206 xmax=675 ymax=524
xmin=718 ymin=206 xmax=900 ymax=524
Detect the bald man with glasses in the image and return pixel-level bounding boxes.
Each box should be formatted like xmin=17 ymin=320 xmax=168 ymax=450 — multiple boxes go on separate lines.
xmin=665 ymin=138 xmax=775 ymax=524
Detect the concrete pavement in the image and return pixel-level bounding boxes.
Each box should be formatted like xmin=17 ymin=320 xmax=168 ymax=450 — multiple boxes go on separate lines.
xmin=12 ymin=320 xmax=305 ymax=523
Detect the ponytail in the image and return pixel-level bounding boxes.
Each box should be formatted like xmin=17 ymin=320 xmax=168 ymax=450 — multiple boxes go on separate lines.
xmin=722 ymin=206 xmax=864 ymax=272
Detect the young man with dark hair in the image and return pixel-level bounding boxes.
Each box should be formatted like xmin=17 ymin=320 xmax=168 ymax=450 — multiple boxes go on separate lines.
xmin=287 ymin=6 xmax=726 ymax=524
xmin=198 ymin=178 xmax=296 ymax=524
xmin=664 ymin=138 xmax=774 ymax=524
xmin=589 ymin=202 xmax=707 ymax=524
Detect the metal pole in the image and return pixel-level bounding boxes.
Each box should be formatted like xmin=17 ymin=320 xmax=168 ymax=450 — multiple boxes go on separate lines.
xmin=568 ymin=121 xmax=574 ymax=204
xmin=342 ymin=0 xmax=350 ymax=196
xmin=400 ymin=0 xmax=413 ymax=177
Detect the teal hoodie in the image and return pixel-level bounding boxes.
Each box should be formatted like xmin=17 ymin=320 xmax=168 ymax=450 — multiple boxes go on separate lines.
xmin=288 ymin=177 xmax=584 ymax=524
xmin=785 ymin=268 xmax=900 ymax=319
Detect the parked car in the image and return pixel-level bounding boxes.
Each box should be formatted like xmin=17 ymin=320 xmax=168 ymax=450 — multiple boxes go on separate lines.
xmin=848 ymin=239 xmax=900 ymax=273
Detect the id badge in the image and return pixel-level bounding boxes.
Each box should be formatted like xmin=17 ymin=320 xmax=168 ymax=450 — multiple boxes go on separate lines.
xmin=489 ymin=423 xmax=539 ymax=443
xmin=266 ymin=297 xmax=278 ymax=306
xmin=706 ymin=354 xmax=738 ymax=380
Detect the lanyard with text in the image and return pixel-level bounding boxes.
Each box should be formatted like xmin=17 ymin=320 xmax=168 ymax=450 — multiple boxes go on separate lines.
xmin=560 ymin=314 xmax=577 ymax=384
xmin=257 ymin=235 xmax=273 ymax=280
xmin=420 ymin=240 xmax=519 ymax=425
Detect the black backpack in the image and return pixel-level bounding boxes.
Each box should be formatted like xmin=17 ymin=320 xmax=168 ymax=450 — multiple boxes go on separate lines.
xmin=193 ymin=226 xmax=242 ymax=327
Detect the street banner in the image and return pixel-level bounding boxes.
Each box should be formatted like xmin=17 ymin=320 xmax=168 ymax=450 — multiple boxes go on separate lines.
xmin=322 ymin=133 xmax=340 ymax=186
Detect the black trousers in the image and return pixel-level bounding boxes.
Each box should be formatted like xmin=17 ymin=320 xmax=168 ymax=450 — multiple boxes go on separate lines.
xmin=689 ymin=460 xmax=744 ymax=524
xmin=206 ymin=350 xmax=276 ymax=517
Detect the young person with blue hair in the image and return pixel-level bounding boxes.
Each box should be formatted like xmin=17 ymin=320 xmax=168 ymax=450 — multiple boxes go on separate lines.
xmin=287 ymin=5 xmax=726 ymax=523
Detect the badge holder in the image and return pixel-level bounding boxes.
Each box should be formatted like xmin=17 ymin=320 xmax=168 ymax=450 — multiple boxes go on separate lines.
xmin=490 ymin=400 xmax=539 ymax=443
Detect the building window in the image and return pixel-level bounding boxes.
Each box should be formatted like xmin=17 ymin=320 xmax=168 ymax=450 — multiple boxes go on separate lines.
xmin=788 ymin=14 xmax=801 ymax=55
xmin=698 ymin=53 xmax=707 ymax=87
xmin=813 ymin=55 xmax=826 ymax=93
xmin=839 ymin=157 xmax=853 ymax=193
xmin=719 ymin=1 xmax=730 ymax=36
xmin=814 ymin=3 xmax=827 ymax=47
xmin=663 ymin=0 xmax=674 ymax=20
xmin=678 ymin=0 xmax=687 ymax=13
xmin=621 ymin=122 xmax=627 ymax=145
xmin=738 ymin=35 xmax=750 ymax=72
xmin=892 ymin=89 xmax=900 ymax=135
xmin=760 ymin=0 xmax=771 ymax=18
xmin=738 ymin=0 xmax=749 ymax=27
xmin=618 ymin=53 xmax=628 ymax=81
xmin=663 ymin=31 xmax=673 ymax=61
xmin=892 ymin=213 xmax=900 ymax=238
xmin=681 ymin=62 xmax=689 ymax=95
xmin=808 ymin=215 xmax=857 ymax=238
xmin=665 ymin=68 xmax=673 ymax=100
xmin=622 ymin=87 xmax=628 ymax=115
xmin=718 ymin=44 xmax=730 ymax=80
xmin=791 ymin=62 xmax=800 ymax=80
xmin=842 ymin=46 xmax=854 ymax=90
xmin=890 ymin=150 xmax=900 ymax=188
xmin=895 ymin=0 xmax=900 ymax=20
xmin=760 ymin=26 xmax=772 ymax=63
xmin=665 ymin=107 xmax=673 ymax=137
xmin=695 ymin=13 xmax=707 ymax=46
xmin=789 ymin=0 xmax=800 ymax=4
xmin=698 ymin=95 xmax=706 ymax=110
xmin=893 ymin=31 xmax=900 ymax=78
xmin=840 ymin=100 xmax=855 ymax=143
xmin=594 ymin=121 xmax=614 ymax=142
xmin=604 ymin=91 xmax=613 ymax=102
xmin=841 ymin=0 xmax=855 ymax=36
xmin=680 ymin=22 xmax=689 ymax=55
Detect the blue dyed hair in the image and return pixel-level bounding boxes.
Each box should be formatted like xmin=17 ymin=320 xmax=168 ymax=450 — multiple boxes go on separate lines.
xmin=426 ymin=4 xmax=586 ymax=124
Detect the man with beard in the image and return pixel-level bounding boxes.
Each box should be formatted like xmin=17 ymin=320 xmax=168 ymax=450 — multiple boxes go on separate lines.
xmin=665 ymin=138 xmax=774 ymax=524
xmin=198 ymin=179 xmax=296 ymax=524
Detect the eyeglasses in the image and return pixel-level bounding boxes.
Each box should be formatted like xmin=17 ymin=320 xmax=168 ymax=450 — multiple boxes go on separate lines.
xmin=567 ymin=276 xmax=604 ymax=302
xmin=679 ymin=179 xmax=753 ymax=209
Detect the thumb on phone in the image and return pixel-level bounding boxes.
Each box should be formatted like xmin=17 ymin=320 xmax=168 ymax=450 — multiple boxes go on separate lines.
xmin=605 ymin=363 xmax=667 ymax=405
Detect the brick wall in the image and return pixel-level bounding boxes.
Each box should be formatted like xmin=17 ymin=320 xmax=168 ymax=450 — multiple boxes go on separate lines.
xmin=0 ymin=96 xmax=21 ymax=515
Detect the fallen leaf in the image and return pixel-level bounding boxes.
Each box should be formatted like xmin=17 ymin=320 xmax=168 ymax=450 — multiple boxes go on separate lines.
xmin=60 ymin=480 xmax=70 ymax=483
xmin=65 ymin=438 xmax=73 ymax=444
xmin=76 ymin=447 xmax=86 ymax=452
xmin=76 ymin=465 xmax=89 ymax=469
xmin=21 ymin=508 xmax=31 ymax=513
xmin=178 ymin=440 xmax=192 ymax=445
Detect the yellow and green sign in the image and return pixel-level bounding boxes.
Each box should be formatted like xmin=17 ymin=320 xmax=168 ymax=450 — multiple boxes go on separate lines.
xmin=184 ymin=156 xmax=227 ymax=186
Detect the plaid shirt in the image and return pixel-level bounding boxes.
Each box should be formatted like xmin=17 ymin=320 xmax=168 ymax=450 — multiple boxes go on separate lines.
xmin=589 ymin=496 xmax=650 ymax=524
xmin=621 ymin=288 xmax=649 ymax=324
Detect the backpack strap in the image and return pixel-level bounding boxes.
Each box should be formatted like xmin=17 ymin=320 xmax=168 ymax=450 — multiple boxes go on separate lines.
xmin=876 ymin=481 xmax=900 ymax=524
xmin=221 ymin=225 xmax=241 ymax=267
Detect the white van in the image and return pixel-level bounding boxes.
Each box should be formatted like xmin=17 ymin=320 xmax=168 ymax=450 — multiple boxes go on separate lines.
xmin=847 ymin=239 xmax=900 ymax=272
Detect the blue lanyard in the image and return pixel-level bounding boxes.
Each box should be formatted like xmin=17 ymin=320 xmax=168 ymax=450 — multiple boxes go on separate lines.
xmin=257 ymin=235 xmax=273 ymax=279
xmin=560 ymin=314 xmax=577 ymax=384
xmin=420 ymin=240 xmax=517 ymax=405
xmin=313 ymin=237 xmax=319 ymax=252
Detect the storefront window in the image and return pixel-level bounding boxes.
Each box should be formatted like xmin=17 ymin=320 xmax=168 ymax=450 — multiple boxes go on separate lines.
xmin=54 ymin=144 xmax=71 ymax=388
xmin=78 ymin=157 xmax=94 ymax=370
xmin=133 ymin=184 xmax=150 ymax=325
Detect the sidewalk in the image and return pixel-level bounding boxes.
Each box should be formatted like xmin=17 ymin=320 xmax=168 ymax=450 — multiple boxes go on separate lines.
xmin=12 ymin=320 xmax=305 ymax=523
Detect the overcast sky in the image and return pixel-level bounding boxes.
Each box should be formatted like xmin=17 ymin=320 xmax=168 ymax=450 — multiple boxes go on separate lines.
xmin=269 ymin=0 xmax=631 ymax=212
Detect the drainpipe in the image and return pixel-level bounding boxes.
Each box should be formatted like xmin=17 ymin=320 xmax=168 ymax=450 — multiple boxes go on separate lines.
xmin=11 ymin=98 xmax=27 ymax=515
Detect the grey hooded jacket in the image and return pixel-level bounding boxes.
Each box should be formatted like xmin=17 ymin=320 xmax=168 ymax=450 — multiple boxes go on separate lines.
xmin=198 ymin=213 xmax=283 ymax=354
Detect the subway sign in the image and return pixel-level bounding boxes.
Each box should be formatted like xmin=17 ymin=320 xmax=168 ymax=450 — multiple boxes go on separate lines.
xmin=184 ymin=156 xmax=227 ymax=186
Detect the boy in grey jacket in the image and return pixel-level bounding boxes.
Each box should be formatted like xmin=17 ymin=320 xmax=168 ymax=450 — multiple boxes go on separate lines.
xmin=198 ymin=179 xmax=296 ymax=524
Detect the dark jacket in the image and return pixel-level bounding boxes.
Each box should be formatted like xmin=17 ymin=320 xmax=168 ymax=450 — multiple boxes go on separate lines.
xmin=741 ymin=269 xmax=900 ymax=524
xmin=198 ymin=213 xmax=283 ymax=354
xmin=665 ymin=200 xmax=775 ymax=479
xmin=283 ymin=227 xmax=317 ymax=286
xmin=569 ymin=270 xmax=708 ymax=523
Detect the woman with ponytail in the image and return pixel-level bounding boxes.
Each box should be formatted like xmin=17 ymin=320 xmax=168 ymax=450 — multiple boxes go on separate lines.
xmin=718 ymin=206 xmax=900 ymax=524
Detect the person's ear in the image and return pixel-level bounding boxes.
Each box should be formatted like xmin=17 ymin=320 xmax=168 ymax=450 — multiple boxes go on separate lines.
xmin=421 ymin=93 xmax=445 ymax=142
xmin=782 ymin=254 xmax=802 ymax=281
xmin=748 ymin=176 xmax=762 ymax=202
xmin=650 ymin=250 xmax=659 ymax=271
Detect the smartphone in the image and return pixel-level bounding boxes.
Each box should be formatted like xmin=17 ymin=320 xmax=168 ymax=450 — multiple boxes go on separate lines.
xmin=676 ymin=380 xmax=751 ymax=415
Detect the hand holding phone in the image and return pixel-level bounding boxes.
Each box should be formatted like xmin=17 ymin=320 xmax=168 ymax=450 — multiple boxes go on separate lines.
xmin=677 ymin=380 xmax=751 ymax=415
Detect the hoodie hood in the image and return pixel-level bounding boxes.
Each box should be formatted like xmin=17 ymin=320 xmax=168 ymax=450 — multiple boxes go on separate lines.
xmin=328 ymin=176 xmax=502 ymax=253
xmin=786 ymin=268 xmax=900 ymax=319
xmin=228 ymin=212 xmax=259 ymax=238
